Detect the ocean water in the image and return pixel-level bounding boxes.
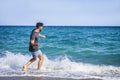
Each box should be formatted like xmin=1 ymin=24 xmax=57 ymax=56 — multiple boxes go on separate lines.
xmin=0 ymin=26 xmax=120 ymax=80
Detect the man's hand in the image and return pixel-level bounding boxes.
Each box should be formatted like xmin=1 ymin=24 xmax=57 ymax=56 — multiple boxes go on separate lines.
xmin=39 ymin=34 xmax=46 ymax=38
xmin=42 ymin=35 xmax=46 ymax=38
xmin=34 ymin=43 xmax=39 ymax=46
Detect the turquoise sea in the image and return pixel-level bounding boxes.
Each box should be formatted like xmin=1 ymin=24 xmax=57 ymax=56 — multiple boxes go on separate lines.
xmin=0 ymin=26 xmax=120 ymax=80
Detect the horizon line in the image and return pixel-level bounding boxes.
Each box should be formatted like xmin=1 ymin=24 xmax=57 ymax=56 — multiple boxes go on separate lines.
xmin=0 ymin=25 xmax=120 ymax=27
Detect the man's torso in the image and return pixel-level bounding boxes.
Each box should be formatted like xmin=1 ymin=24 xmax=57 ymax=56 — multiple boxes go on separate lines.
xmin=29 ymin=29 xmax=39 ymax=52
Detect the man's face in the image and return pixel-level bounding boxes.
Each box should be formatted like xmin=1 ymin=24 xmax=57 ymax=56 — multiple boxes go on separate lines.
xmin=38 ymin=26 xmax=43 ymax=31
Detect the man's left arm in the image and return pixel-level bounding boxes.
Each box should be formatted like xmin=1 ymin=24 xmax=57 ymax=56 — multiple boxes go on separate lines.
xmin=39 ymin=33 xmax=46 ymax=38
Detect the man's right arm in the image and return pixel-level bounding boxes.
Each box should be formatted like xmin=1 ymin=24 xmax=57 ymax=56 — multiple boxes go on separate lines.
xmin=30 ymin=39 xmax=39 ymax=46
xmin=30 ymin=39 xmax=34 ymax=45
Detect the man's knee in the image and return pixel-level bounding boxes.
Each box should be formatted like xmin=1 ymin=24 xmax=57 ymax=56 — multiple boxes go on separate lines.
xmin=33 ymin=57 xmax=37 ymax=61
xmin=30 ymin=57 xmax=37 ymax=62
xmin=38 ymin=54 xmax=44 ymax=60
xmin=41 ymin=55 xmax=44 ymax=59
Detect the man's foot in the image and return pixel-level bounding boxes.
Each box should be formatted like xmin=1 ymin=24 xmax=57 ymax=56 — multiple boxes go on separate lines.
xmin=37 ymin=68 xmax=41 ymax=71
xmin=22 ymin=65 xmax=27 ymax=71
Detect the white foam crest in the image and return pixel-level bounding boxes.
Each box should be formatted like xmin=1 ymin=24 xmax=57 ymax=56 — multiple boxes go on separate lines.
xmin=0 ymin=51 xmax=120 ymax=79
xmin=0 ymin=51 xmax=30 ymax=70
xmin=43 ymin=55 xmax=120 ymax=76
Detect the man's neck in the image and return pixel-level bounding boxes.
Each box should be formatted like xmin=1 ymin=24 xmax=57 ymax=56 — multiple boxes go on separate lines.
xmin=34 ymin=28 xmax=39 ymax=32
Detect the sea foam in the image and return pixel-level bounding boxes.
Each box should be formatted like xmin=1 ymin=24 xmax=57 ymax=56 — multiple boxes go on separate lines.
xmin=0 ymin=51 xmax=120 ymax=80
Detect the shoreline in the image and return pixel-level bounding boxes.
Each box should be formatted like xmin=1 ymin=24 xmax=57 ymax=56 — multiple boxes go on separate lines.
xmin=0 ymin=76 xmax=103 ymax=80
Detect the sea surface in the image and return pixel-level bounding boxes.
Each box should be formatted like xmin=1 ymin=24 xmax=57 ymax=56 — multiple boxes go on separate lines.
xmin=0 ymin=26 xmax=120 ymax=80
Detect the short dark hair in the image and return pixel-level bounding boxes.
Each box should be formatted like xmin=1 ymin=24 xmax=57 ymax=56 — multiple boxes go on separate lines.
xmin=36 ymin=22 xmax=43 ymax=28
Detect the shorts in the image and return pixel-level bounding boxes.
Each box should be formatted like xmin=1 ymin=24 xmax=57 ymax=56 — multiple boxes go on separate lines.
xmin=31 ymin=50 xmax=42 ymax=57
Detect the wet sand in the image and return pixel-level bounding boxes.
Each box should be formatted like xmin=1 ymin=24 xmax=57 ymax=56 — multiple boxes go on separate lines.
xmin=0 ymin=76 xmax=103 ymax=80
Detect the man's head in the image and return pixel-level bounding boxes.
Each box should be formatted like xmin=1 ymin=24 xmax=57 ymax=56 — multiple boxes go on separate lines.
xmin=36 ymin=22 xmax=44 ymax=32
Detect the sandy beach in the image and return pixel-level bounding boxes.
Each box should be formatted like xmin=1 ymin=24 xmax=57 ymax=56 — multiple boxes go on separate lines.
xmin=0 ymin=76 xmax=103 ymax=80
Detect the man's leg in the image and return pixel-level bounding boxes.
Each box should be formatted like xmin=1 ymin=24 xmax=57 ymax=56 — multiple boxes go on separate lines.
xmin=22 ymin=57 xmax=37 ymax=71
xmin=37 ymin=54 xmax=44 ymax=70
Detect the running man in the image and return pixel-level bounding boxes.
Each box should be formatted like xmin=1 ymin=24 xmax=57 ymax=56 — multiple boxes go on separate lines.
xmin=22 ymin=22 xmax=46 ymax=71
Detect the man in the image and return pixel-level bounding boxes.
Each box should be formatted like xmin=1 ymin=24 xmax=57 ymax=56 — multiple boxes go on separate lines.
xmin=22 ymin=22 xmax=46 ymax=71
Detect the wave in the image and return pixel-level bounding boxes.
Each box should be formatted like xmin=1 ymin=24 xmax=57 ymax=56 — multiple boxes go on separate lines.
xmin=0 ymin=51 xmax=120 ymax=80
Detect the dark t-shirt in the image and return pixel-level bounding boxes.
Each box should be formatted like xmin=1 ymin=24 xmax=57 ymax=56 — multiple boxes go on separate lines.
xmin=29 ymin=29 xmax=39 ymax=52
